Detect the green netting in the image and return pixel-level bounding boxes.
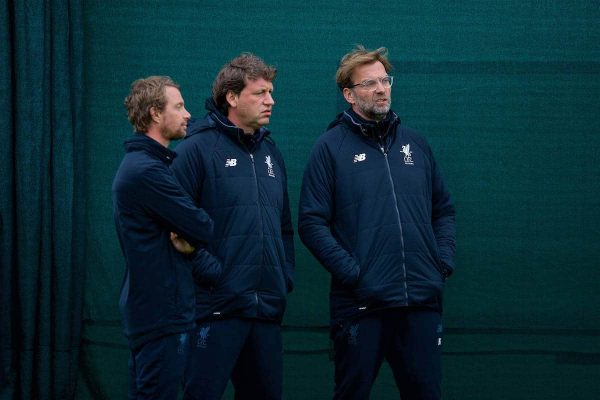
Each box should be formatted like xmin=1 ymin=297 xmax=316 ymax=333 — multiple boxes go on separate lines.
xmin=78 ymin=1 xmax=600 ymax=398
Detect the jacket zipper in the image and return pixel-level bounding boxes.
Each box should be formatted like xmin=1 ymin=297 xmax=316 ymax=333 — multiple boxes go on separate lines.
xmin=249 ymin=153 xmax=263 ymax=314
xmin=380 ymin=145 xmax=409 ymax=306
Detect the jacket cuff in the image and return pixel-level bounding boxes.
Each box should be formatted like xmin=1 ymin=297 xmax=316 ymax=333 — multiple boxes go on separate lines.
xmin=190 ymin=249 xmax=222 ymax=287
xmin=440 ymin=261 xmax=453 ymax=278
xmin=338 ymin=264 xmax=360 ymax=287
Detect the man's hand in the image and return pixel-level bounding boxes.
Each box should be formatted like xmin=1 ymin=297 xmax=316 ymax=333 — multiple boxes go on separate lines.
xmin=170 ymin=232 xmax=195 ymax=254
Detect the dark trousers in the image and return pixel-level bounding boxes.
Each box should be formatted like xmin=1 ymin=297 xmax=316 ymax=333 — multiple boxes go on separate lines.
xmin=333 ymin=308 xmax=443 ymax=400
xmin=183 ymin=318 xmax=283 ymax=400
xmin=128 ymin=331 xmax=190 ymax=400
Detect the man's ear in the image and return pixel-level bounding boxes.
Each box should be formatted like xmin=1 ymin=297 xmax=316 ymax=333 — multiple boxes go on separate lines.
xmin=226 ymin=91 xmax=238 ymax=108
xmin=150 ymin=106 xmax=161 ymax=123
xmin=342 ymin=88 xmax=355 ymax=105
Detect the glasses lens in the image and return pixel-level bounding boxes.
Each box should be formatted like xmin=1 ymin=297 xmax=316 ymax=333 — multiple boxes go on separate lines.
xmin=350 ymin=76 xmax=393 ymax=89
xmin=363 ymin=80 xmax=376 ymax=89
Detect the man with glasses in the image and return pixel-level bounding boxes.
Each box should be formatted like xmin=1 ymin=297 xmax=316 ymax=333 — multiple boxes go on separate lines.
xmin=298 ymin=45 xmax=456 ymax=399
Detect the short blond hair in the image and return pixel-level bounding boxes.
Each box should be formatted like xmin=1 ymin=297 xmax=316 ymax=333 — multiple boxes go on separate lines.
xmin=124 ymin=76 xmax=179 ymax=132
xmin=335 ymin=45 xmax=393 ymax=90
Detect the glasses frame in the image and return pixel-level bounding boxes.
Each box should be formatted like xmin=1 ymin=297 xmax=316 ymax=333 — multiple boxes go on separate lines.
xmin=348 ymin=76 xmax=394 ymax=90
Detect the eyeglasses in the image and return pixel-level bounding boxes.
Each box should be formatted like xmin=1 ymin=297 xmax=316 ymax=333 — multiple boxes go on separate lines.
xmin=348 ymin=76 xmax=394 ymax=90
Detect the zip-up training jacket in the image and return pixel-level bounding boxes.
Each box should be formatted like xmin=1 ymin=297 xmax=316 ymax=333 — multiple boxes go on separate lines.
xmin=298 ymin=109 xmax=456 ymax=327
xmin=112 ymin=134 xmax=214 ymax=350
xmin=171 ymin=99 xmax=295 ymax=323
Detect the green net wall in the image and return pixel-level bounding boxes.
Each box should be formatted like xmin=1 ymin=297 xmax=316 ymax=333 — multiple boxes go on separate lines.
xmin=79 ymin=1 xmax=600 ymax=398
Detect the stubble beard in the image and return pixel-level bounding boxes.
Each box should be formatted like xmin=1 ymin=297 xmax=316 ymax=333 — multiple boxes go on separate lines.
xmin=161 ymin=125 xmax=186 ymax=141
xmin=355 ymin=96 xmax=391 ymax=121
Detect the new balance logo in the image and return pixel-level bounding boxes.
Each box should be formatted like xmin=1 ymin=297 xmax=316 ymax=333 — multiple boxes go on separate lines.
xmin=353 ymin=153 xmax=366 ymax=163
xmin=225 ymin=158 xmax=237 ymax=167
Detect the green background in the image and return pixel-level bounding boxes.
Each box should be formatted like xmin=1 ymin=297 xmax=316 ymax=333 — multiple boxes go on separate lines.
xmin=78 ymin=1 xmax=600 ymax=398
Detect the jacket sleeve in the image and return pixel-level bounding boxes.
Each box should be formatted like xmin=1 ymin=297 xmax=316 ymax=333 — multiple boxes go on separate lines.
xmin=130 ymin=162 xmax=213 ymax=246
xmin=430 ymin=148 xmax=456 ymax=275
xmin=189 ymin=247 xmax=222 ymax=287
xmin=276 ymin=149 xmax=295 ymax=293
xmin=298 ymin=138 xmax=360 ymax=286
xmin=171 ymin=135 xmax=224 ymax=283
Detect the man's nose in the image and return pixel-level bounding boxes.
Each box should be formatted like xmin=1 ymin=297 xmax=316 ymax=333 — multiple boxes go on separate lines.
xmin=264 ymin=93 xmax=275 ymax=105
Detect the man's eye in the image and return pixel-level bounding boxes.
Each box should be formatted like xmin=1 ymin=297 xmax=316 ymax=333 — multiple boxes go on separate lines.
xmin=363 ymin=80 xmax=376 ymax=88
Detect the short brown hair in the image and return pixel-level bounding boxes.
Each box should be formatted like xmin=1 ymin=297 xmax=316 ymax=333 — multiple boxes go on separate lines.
xmin=335 ymin=45 xmax=393 ymax=90
xmin=212 ymin=53 xmax=277 ymax=114
xmin=124 ymin=76 xmax=179 ymax=132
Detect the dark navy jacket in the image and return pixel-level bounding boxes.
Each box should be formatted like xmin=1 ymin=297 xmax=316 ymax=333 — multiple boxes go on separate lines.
xmin=112 ymin=134 xmax=214 ymax=350
xmin=171 ymin=99 xmax=295 ymax=323
xmin=298 ymin=109 xmax=456 ymax=326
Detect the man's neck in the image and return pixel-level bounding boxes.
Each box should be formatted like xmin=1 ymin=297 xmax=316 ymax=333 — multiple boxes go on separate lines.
xmin=145 ymin=128 xmax=169 ymax=147
xmin=351 ymin=108 xmax=386 ymax=123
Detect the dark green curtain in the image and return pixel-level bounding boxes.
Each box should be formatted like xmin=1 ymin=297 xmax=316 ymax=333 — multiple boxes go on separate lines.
xmin=0 ymin=1 xmax=85 ymax=399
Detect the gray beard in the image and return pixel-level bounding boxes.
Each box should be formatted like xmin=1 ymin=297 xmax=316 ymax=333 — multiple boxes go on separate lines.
xmin=372 ymin=104 xmax=390 ymax=118
xmin=361 ymin=103 xmax=390 ymax=121
xmin=354 ymin=94 xmax=392 ymax=121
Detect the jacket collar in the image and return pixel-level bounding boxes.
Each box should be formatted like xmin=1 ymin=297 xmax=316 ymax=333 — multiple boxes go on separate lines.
xmin=338 ymin=108 xmax=399 ymax=140
xmin=123 ymin=133 xmax=177 ymax=165
xmin=204 ymin=98 xmax=270 ymax=151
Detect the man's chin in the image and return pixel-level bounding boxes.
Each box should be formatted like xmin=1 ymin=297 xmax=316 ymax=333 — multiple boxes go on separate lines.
xmin=170 ymin=131 xmax=186 ymax=140
xmin=373 ymin=105 xmax=390 ymax=115
xmin=369 ymin=109 xmax=389 ymax=120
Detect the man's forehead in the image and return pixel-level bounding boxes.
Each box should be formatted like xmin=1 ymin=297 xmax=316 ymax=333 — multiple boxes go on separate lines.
xmin=352 ymin=61 xmax=387 ymax=79
xmin=244 ymin=77 xmax=273 ymax=89
xmin=165 ymin=85 xmax=183 ymax=101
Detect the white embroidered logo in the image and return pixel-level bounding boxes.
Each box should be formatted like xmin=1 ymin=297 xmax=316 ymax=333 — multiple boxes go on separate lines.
xmin=265 ymin=155 xmax=275 ymax=177
xmin=196 ymin=326 xmax=210 ymax=349
xmin=225 ymin=158 xmax=237 ymax=167
xmin=348 ymin=324 xmax=359 ymax=345
xmin=353 ymin=153 xmax=366 ymax=163
xmin=401 ymin=144 xmax=414 ymax=165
